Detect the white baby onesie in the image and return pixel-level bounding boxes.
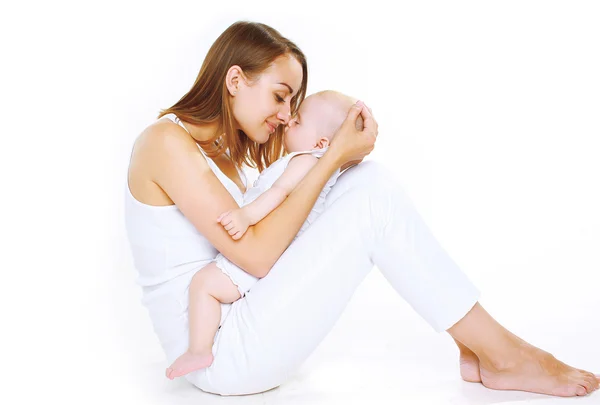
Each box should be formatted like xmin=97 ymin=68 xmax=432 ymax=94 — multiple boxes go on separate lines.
xmin=213 ymin=147 xmax=342 ymax=295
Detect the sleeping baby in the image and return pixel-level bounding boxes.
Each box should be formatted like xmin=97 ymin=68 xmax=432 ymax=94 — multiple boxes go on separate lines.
xmin=166 ymin=90 xmax=365 ymax=379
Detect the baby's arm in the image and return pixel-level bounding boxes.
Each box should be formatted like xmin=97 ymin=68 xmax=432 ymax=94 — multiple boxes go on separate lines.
xmin=218 ymin=154 xmax=319 ymax=240
xmin=245 ymin=154 xmax=319 ymax=225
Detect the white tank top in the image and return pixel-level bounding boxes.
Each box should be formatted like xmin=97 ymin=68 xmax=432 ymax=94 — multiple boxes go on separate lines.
xmin=124 ymin=113 xmax=247 ymax=288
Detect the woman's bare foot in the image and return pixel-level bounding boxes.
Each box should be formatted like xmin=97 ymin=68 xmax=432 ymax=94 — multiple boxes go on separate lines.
xmin=453 ymin=338 xmax=481 ymax=383
xmin=448 ymin=303 xmax=599 ymax=397
xmin=479 ymin=341 xmax=600 ymax=397
xmin=165 ymin=350 xmax=214 ymax=380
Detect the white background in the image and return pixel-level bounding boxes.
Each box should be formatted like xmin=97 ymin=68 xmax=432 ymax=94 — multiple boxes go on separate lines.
xmin=2 ymin=1 xmax=599 ymax=403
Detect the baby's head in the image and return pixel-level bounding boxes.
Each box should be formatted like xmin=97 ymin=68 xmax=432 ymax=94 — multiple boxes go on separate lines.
xmin=283 ymin=90 xmax=364 ymax=153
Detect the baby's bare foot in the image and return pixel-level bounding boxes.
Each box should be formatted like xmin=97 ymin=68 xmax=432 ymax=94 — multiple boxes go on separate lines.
xmin=480 ymin=343 xmax=599 ymax=397
xmin=165 ymin=351 xmax=214 ymax=380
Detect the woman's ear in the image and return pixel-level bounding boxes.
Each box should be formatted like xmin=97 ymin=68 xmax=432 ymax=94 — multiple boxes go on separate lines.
xmin=316 ymin=137 xmax=330 ymax=149
xmin=226 ymin=65 xmax=246 ymax=96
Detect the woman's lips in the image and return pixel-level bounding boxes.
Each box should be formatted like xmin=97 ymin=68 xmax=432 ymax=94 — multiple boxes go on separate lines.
xmin=266 ymin=122 xmax=276 ymax=133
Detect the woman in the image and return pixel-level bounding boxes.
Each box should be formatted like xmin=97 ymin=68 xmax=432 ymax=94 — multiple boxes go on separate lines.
xmin=125 ymin=21 xmax=599 ymax=397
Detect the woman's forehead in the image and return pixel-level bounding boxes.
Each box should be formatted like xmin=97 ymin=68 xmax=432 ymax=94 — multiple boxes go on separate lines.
xmin=264 ymin=56 xmax=303 ymax=94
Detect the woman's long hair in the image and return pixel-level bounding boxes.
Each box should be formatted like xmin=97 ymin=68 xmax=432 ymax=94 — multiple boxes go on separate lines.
xmin=159 ymin=21 xmax=308 ymax=172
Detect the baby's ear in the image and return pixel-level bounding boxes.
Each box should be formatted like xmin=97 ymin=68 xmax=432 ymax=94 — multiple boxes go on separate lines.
xmin=317 ymin=137 xmax=330 ymax=149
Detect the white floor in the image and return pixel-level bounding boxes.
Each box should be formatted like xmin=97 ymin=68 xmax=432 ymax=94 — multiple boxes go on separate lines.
xmin=124 ymin=270 xmax=600 ymax=405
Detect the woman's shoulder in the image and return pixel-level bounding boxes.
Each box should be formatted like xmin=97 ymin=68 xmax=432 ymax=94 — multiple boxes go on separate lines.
xmin=129 ymin=118 xmax=208 ymax=179
xmin=135 ymin=117 xmax=197 ymax=154
xmin=128 ymin=118 xmax=210 ymax=206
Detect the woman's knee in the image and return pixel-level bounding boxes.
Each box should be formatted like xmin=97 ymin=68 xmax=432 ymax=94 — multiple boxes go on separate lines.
xmin=329 ymin=160 xmax=404 ymax=206
xmin=343 ymin=161 xmax=399 ymax=193
xmin=343 ymin=160 xmax=392 ymax=182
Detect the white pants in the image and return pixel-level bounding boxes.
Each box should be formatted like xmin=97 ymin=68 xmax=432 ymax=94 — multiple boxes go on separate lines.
xmin=175 ymin=161 xmax=480 ymax=395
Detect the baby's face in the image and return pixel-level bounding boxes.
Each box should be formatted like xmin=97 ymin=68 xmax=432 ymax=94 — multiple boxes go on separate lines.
xmin=283 ymin=96 xmax=328 ymax=152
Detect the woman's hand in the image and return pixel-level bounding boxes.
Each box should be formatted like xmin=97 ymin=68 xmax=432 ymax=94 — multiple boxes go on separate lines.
xmin=328 ymin=101 xmax=378 ymax=167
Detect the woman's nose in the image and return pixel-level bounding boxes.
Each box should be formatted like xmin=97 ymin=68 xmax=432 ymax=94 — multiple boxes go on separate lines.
xmin=277 ymin=102 xmax=292 ymax=124
xmin=277 ymin=111 xmax=291 ymax=125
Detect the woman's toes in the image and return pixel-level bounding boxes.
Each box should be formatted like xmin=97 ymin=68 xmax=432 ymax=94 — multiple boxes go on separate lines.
xmin=588 ymin=375 xmax=599 ymax=390
xmin=581 ymin=372 xmax=598 ymax=391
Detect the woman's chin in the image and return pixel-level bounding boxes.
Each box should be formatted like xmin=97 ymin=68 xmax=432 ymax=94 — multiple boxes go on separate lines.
xmin=243 ymin=130 xmax=268 ymax=144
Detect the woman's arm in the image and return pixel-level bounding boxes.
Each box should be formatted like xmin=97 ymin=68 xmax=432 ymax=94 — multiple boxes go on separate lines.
xmin=154 ymin=102 xmax=375 ymax=277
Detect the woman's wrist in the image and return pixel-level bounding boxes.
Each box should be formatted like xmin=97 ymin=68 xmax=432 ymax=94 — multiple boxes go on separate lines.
xmin=321 ymin=145 xmax=345 ymax=170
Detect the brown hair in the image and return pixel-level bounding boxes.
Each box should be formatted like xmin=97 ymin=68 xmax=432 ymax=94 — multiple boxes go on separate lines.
xmin=158 ymin=21 xmax=308 ymax=172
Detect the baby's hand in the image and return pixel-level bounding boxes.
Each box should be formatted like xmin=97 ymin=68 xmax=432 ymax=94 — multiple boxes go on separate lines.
xmin=217 ymin=208 xmax=251 ymax=240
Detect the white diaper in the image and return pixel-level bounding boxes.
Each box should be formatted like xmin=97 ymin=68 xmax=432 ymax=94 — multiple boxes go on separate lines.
xmin=213 ymin=253 xmax=259 ymax=296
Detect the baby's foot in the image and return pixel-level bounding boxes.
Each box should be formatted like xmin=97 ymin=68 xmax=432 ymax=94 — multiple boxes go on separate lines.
xmin=165 ymin=351 xmax=214 ymax=380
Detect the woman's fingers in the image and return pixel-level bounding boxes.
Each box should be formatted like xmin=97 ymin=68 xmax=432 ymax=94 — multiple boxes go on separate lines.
xmin=328 ymin=100 xmax=378 ymax=165
xmin=360 ymin=104 xmax=378 ymax=138
xmin=345 ymin=101 xmax=364 ymax=125
xmin=358 ymin=101 xmax=370 ymax=117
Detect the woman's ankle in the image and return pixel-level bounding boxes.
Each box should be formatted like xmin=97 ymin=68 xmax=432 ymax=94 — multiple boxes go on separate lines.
xmin=476 ymin=335 xmax=532 ymax=371
xmin=448 ymin=303 xmax=527 ymax=368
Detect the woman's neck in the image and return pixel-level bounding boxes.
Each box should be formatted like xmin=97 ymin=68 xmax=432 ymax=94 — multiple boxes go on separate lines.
xmin=175 ymin=119 xmax=221 ymax=143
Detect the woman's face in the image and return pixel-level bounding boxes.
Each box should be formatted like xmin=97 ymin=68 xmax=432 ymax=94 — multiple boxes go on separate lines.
xmin=231 ymin=55 xmax=303 ymax=144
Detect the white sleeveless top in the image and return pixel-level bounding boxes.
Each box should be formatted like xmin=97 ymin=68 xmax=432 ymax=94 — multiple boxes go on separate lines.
xmin=124 ymin=113 xmax=247 ymax=288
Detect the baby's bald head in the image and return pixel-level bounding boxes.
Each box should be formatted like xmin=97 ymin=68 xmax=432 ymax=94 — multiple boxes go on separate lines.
xmin=283 ymin=90 xmax=364 ymax=153
xmin=311 ymin=90 xmax=364 ymax=138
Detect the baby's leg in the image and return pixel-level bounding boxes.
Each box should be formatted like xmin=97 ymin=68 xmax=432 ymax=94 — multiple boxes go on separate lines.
xmin=166 ymin=262 xmax=241 ymax=379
